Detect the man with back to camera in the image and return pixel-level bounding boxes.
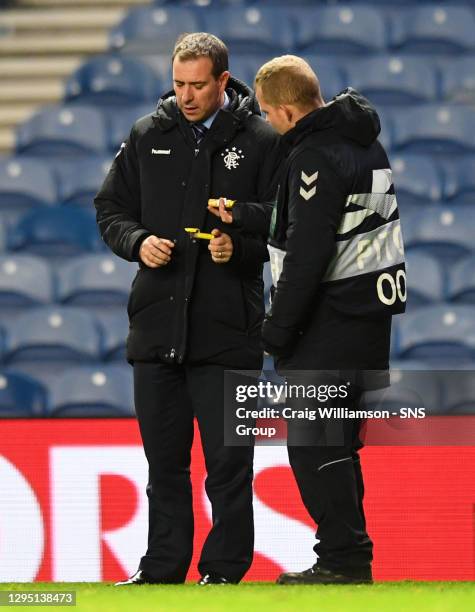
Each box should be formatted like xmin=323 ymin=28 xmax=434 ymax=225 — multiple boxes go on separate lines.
xmin=254 ymin=56 xmax=406 ymax=584
xmin=94 ymin=33 xmax=280 ymax=585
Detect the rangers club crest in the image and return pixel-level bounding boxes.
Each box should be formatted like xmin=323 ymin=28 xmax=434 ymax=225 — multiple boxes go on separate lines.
xmin=221 ymin=147 xmax=245 ymax=170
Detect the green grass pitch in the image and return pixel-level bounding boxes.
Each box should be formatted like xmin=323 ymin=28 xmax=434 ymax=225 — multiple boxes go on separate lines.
xmin=3 ymin=582 xmax=475 ymax=612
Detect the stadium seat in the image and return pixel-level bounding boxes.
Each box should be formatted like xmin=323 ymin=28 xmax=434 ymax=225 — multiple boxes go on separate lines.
xmin=362 ymin=364 xmax=442 ymax=416
xmin=405 ymin=251 xmax=445 ymax=309
xmin=397 ymin=305 xmax=475 ymax=363
xmin=56 ymin=254 xmax=137 ymax=306
xmin=8 ymin=208 xmax=104 ymax=257
xmin=294 ymin=6 xmax=387 ymax=55
xmin=447 ymin=255 xmax=475 ymax=305
xmin=203 ymin=6 xmax=294 ymax=54
xmin=0 ymin=371 xmax=47 ymax=418
xmin=229 ymin=55 xmax=268 ymax=88
xmin=391 ymin=154 xmax=443 ymax=212
xmin=136 ymin=54 xmax=173 ymax=87
xmin=346 ymin=56 xmax=438 ymax=105
xmin=64 ymin=55 xmax=163 ymax=107
xmin=55 ymin=156 xmax=111 ymax=208
xmin=389 ymin=6 xmax=475 ymax=54
xmin=48 ymin=364 xmax=134 ymax=417
xmin=0 ymin=217 xmax=6 ymax=253
xmin=109 ymin=6 xmax=203 ymax=55
xmin=302 ymin=56 xmax=347 ymax=101
xmin=375 ymin=106 xmax=393 ymax=153
xmin=439 ymin=370 xmax=475 ymax=415
xmin=392 ymin=105 xmax=475 ymax=155
xmin=442 ymin=156 xmax=475 ymax=205
xmin=108 ymin=104 xmax=152 ymax=152
xmin=0 ymin=254 xmax=54 ymax=306
xmin=0 ymin=158 xmax=57 ymax=223
xmin=403 ymin=205 xmax=475 ymax=265
xmin=3 ymin=306 xmax=101 ymax=364
xmin=97 ymin=310 xmax=128 ymax=362
xmin=441 ymin=57 xmax=475 ymax=104
xmin=15 ymin=105 xmax=108 ymax=157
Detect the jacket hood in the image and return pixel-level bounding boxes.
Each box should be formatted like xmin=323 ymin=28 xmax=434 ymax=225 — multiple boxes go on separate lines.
xmin=286 ymin=87 xmax=381 ymax=148
xmin=152 ymin=76 xmax=260 ymax=130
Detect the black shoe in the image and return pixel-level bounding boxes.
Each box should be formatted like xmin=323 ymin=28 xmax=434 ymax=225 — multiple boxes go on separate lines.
xmin=277 ymin=564 xmax=373 ymax=585
xmin=114 ymin=570 xmax=156 ymax=586
xmin=197 ymin=574 xmax=230 ymax=585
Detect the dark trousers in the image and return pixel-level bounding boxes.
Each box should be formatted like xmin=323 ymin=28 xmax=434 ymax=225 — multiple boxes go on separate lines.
xmin=133 ymin=361 xmax=254 ymax=583
xmin=286 ymin=384 xmax=373 ymax=574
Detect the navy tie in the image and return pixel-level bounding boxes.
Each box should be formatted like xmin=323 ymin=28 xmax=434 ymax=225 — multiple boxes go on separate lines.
xmin=191 ymin=122 xmax=208 ymax=146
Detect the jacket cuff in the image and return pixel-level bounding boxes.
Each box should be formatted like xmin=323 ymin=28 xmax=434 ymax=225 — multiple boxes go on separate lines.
xmin=261 ymin=316 xmax=296 ymax=356
xmin=130 ymin=230 xmax=152 ymax=262
xmin=230 ymin=202 xmax=244 ymax=229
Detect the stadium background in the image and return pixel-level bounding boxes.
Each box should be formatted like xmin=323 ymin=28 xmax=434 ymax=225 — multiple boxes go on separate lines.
xmin=0 ymin=0 xmax=474 ymax=583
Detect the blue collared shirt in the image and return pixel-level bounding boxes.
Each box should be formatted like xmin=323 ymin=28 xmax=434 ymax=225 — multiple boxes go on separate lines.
xmin=201 ymin=91 xmax=230 ymax=129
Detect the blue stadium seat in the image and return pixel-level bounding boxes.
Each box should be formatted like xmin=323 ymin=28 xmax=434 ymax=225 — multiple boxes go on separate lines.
xmin=3 ymin=306 xmax=101 ymax=364
xmin=375 ymin=106 xmax=393 ymax=153
xmin=136 ymin=54 xmax=173 ymax=86
xmin=0 ymin=371 xmax=47 ymax=417
xmin=447 ymin=255 xmax=475 ymax=305
xmin=294 ymin=6 xmax=387 ymax=55
xmin=97 ymin=310 xmax=128 ymax=362
xmin=229 ymin=55 xmax=268 ymax=87
xmin=390 ymin=6 xmax=475 ymax=54
xmin=108 ymin=104 xmax=152 ymax=152
xmin=346 ymin=56 xmax=438 ymax=105
xmin=403 ymin=205 xmax=475 ymax=265
xmin=440 ymin=57 xmax=475 ymax=104
xmin=55 ymin=156 xmax=111 ymax=208
xmin=48 ymin=364 xmax=134 ymax=417
xmin=109 ymin=6 xmax=203 ymax=55
xmin=65 ymin=55 xmax=163 ymax=107
xmin=442 ymin=156 xmax=475 ymax=205
xmin=302 ymin=56 xmax=346 ymax=101
xmin=362 ymin=364 xmax=442 ymax=416
xmin=392 ymin=105 xmax=475 ymax=154
xmin=391 ymin=154 xmax=443 ymax=212
xmin=405 ymin=250 xmax=445 ymax=309
xmin=439 ymin=370 xmax=475 ymax=415
xmin=56 ymin=254 xmax=137 ymax=306
xmin=203 ymin=6 xmax=294 ymax=54
xmin=8 ymin=208 xmax=103 ymax=257
xmin=15 ymin=105 xmax=108 ymax=157
xmin=397 ymin=305 xmax=475 ymax=363
xmin=0 ymin=254 xmax=54 ymax=306
xmin=0 ymin=158 xmax=57 ymax=223
xmin=0 ymin=217 xmax=6 ymax=253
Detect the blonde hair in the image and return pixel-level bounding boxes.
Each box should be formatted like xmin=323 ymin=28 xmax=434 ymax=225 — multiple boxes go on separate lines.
xmin=254 ymin=55 xmax=322 ymax=109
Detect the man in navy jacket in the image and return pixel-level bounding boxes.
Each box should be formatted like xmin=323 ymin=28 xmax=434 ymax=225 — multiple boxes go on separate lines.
xmin=255 ymin=55 xmax=406 ymax=585
xmin=95 ymin=33 xmax=280 ymax=585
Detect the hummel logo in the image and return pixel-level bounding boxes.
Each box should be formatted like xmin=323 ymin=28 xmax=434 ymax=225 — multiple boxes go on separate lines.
xmin=300 ymin=186 xmax=316 ymax=200
xmin=301 ymin=170 xmax=318 ymax=185
xmin=151 ymin=149 xmax=171 ymax=155
xmin=300 ymin=170 xmax=318 ymax=200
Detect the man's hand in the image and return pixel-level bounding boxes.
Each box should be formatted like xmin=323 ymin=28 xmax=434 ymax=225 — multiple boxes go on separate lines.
xmin=208 ymin=229 xmax=233 ymax=264
xmin=139 ymin=235 xmax=174 ymax=268
xmin=207 ymin=197 xmax=233 ymax=224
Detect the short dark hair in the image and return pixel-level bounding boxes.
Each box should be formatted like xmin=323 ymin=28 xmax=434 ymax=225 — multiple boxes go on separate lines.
xmin=172 ymin=32 xmax=229 ymax=79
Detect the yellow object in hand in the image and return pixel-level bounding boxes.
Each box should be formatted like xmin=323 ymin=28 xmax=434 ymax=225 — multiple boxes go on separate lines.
xmin=208 ymin=198 xmax=236 ymax=209
xmin=184 ymin=227 xmax=214 ymax=240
